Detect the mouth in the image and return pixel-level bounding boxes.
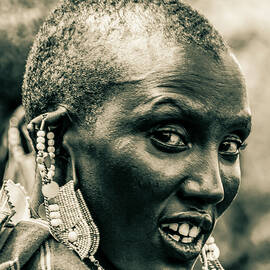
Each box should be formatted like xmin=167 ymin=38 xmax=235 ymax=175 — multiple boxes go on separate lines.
xmin=159 ymin=211 xmax=214 ymax=261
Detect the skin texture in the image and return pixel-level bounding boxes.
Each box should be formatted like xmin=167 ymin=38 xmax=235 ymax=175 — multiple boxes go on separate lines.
xmin=23 ymin=2 xmax=251 ymax=269
xmin=61 ymin=45 xmax=251 ymax=270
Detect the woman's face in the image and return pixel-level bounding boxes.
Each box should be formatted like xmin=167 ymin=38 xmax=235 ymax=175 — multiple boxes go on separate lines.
xmin=72 ymin=47 xmax=251 ymax=270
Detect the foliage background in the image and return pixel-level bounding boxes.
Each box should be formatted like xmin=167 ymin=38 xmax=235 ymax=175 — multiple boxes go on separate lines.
xmin=0 ymin=1 xmax=269 ymax=269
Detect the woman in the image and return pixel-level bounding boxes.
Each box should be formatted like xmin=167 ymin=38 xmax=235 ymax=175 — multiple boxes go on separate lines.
xmin=0 ymin=0 xmax=251 ymax=269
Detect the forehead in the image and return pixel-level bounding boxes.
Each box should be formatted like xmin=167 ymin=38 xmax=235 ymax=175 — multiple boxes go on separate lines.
xmin=92 ymin=47 xmax=251 ymax=139
xmin=153 ymin=48 xmax=248 ymax=113
xmin=121 ymin=46 xmax=249 ymax=115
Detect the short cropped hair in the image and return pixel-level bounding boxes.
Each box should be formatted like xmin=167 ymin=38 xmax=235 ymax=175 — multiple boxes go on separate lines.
xmin=22 ymin=0 xmax=228 ymax=125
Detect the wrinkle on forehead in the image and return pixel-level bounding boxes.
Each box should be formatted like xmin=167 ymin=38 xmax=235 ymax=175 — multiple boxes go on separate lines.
xmin=139 ymin=48 xmax=247 ymax=107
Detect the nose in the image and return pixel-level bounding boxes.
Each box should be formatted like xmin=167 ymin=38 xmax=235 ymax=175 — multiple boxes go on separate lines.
xmin=178 ymin=149 xmax=224 ymax=207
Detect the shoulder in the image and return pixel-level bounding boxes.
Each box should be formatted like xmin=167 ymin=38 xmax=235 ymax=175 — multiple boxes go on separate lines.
xmin=0 ymin=219 xmax=49 ymax=269
xmin=0 ymin=219 xmax=91 ymax=269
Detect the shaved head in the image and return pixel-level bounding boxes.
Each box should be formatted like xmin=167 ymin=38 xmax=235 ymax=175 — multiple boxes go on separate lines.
xmin=22 ymin=0 xmax=228 ymax=125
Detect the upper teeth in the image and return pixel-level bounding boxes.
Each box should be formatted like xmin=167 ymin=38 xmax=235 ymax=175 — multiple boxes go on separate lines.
xmin=163 ymin=222 xmax=201 ymax=238
xmin=169 ymin=223 xmax=179 ymax=232
xmin=179 ymin=223 xmax=189 ymax=236
xmin=189 ymin=225 xmax=200 ymax=237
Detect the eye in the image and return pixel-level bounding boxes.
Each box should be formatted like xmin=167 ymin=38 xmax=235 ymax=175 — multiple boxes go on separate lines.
xmin=219 ymin=137 xmax=247 ymax=158
xmin=150 ymin=126 xmax=190 ymax=153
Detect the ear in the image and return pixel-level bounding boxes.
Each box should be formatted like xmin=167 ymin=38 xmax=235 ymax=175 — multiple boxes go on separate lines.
xmin=27 ymin=105 xmax=72 ymax=151
xmin=27 ymin=105 xmax=76 ymax=211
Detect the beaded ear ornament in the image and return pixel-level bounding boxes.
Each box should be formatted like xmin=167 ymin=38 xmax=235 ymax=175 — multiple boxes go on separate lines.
xmin=35 ymin=115 xmax=103 ymax=270
xmin=200 ymin=236 xmax=225 ymax=270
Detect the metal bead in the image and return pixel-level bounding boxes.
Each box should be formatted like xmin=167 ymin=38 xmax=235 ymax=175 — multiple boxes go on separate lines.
xmin=41 ymin=181 xmax=59 ymax=198
xmin=36 ymin=157 xmax=44 ymax=164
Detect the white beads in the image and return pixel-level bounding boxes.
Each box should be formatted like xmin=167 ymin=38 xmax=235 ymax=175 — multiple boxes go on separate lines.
xmin=206 ymin=236 xmax=215 ymax=245
xmin=47 ymin=170 xmax=55 ymax=180
xmin=51 ymin=218 xmax=62 ymax=227
xmin=68 ymin=231 xmax=78 ymax=242
xmin=37 ymin=137 xmax=45 ymax=143
xmin=38 ymin=164 xmax=45 ymax=171
xmin=37 ymin=143 xmax=45 ymax=151
xmin=40 ymin=170 xmax=46 ymax=178
xmin=48 ymin=139 xmax=54 ymax=146
xmin=48 ymin=204 xmax=60 ymax=211
xmin=36 ymin=128 xmax=63 ymax=229
xmin=89 ymin=256 xmax=95 ymax=262
xmin=47 ymin=200 xmax=62 ymax=227
xmin=48 ymin=146 xmax=55 ymax=153
xmin=49 ymin=152 xmax=55 ymax=159
xmin=49 ymin=211 xmax=61 ymax=219
xmin=47 ymin=132 xmax=55 ymax=139
xmin=37 ymin=130 xmax=45 ymax=137
xmin=36 ymin=129 xmax=56 ymax=182
xmin=205 ymin=236 xmax=220 ymax=261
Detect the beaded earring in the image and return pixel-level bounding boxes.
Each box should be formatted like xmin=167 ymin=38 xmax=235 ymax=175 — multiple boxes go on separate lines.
xmin=200 ymin=236 xmax=225 ymax=270
xmin=36 ymin=119 xmax=103 ymax=270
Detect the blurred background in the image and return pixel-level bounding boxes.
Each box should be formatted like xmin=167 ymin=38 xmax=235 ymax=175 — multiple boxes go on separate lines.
xmin=0 ymin=0 xmax=269 ymax=269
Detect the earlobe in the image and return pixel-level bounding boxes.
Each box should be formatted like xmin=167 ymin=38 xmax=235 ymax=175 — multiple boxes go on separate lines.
xmin=62 ymin=138 xmax=79 ymax=188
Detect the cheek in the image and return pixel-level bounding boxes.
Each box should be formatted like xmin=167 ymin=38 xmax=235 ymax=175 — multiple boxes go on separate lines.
xmin=102 ymin=137 xmax=186 ymax=201
xmin=217 ymin=162 xmax=241 ymax=216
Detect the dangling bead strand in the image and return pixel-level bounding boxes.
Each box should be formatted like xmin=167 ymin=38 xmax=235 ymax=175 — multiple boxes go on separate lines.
xmin=36 ymin=130 xmax=48 ymax=182
xmin=89 ymin=255 xmax=104 ymax=270
xmin=36 ymin=127 xmax=62 ymax=228
xmin=200 ymin=236 xmax=225 ymax=270
xmin=36 ymin=124 xmax=104 ymax=270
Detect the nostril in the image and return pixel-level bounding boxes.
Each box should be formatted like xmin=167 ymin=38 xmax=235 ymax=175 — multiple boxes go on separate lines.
xmin=177 ymin=179 xmax=225 ymax=206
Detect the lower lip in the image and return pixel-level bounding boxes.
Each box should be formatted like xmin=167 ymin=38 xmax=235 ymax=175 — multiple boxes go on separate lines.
xmin=158 ymin=228 xmax=205 ymax=261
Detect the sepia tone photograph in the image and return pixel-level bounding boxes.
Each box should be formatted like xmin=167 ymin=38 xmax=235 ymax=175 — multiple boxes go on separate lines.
xmin=0 ymin=0 xmax=269 ymax=269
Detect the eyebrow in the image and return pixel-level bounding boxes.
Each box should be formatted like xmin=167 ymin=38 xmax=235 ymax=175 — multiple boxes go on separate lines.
xmin=132 ymin=96 xmax=252 ymax=137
